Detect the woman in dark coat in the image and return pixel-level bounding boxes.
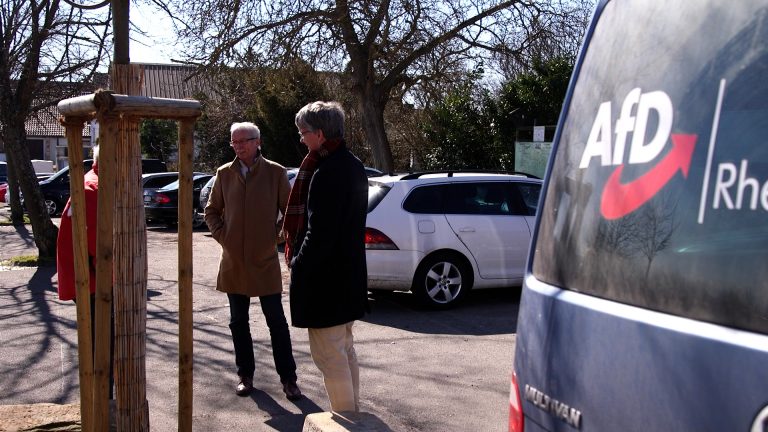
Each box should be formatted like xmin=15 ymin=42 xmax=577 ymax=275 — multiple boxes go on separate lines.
xmin=283 ymin=101 xmax=369 ymax=412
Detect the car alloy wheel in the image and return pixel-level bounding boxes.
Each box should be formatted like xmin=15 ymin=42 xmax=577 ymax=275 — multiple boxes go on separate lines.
xmin=412 ymin=253 xmax=472 ymax=308
xmin=192 ymin=208 xmax=205 ymax=229
xmin=45 ymin=199 xmax=58 ymax=216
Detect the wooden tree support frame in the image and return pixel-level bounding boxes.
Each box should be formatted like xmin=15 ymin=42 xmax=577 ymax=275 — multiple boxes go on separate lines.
xmin=59 ymin=90 xmax=201 ymax=432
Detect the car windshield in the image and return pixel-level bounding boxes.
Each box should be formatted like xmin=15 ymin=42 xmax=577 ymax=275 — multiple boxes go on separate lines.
xmin=45 ymin=160 xmax=94 ymax=182
xmin=45 ymin=166 xmax=71 ymax=182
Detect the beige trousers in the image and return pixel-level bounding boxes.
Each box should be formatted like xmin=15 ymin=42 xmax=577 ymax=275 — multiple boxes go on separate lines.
xmin=308 ymin=322 xmax=359 ymax=412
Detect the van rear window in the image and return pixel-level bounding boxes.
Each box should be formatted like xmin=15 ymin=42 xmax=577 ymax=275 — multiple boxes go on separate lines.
xmin=532 ymin=1 xmax=768 ymax=334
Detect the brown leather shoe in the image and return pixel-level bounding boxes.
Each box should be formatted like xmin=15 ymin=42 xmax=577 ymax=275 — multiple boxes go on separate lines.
xmin=282 ymin=381 xmax=302 ymax=401
xmin=236 ymin=376 xmax=253 ymax=396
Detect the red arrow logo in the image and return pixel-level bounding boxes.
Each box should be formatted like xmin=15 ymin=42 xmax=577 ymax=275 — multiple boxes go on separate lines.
xmin=600 ymin=133 xmax=697 ymax=219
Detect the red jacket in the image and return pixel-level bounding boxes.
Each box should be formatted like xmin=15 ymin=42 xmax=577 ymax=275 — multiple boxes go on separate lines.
xmin=56 ymin=167 xmax=99 ymax=301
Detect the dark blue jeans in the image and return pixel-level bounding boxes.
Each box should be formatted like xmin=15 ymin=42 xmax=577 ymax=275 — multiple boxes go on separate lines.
xmin=227 ymin=293 xmax=297 ymax=383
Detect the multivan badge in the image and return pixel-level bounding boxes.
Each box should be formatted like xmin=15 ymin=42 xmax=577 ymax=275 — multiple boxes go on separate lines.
xmin=524 ymin=384 xmax=582 ymax=429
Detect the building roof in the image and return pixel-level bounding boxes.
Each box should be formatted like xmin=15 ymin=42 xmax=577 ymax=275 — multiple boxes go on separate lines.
xmin=135 ymin=63 xmax=211 ymax=100
xmin=25 ymin=106 xmax=93 ymax=139
xmin=24 ymin=78 xmax=100 ymax=139
xmin=25 ymin=63 xmax=208 ymax=139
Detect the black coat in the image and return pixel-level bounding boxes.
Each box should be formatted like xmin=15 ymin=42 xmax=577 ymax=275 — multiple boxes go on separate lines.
xmin=289 ymin=147 xmax=369 ymax=328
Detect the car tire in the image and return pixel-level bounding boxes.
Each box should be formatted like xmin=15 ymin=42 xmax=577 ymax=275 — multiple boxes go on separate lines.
xmin=412 ymin=252 xmax=473 ymax=309
xmin=192 ymin=208 xmax=205 ymax=230
xmin=45 ymin=199 xmax=59 ymax=216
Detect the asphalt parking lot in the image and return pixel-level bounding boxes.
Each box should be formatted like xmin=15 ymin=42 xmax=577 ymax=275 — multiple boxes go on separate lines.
xmin=0 ymin=208 xmax=519 ymax=431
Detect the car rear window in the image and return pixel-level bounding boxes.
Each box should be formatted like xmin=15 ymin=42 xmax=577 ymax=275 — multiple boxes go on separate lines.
xmin=532 ymin=1 xmax=768 ymax=334
xmin=402 ymin=181 xmax=541 ymax=216
xmin=367 ymin=181 xmax=392 ymax=213
xmin=402 ymin=184 xmax=445 ymax=214
xmin=161 ymin=176 xmax=210 ymax=191
xmin=144 ymin=175 xmax=177 ymax=188
xmin=515 ymin=183 xmax=541 ymax=215
xmin=444 ymin=182 xmax=508 ymax=215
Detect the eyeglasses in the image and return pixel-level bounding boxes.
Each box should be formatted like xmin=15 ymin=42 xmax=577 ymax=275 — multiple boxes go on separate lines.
xmin=298 ymin=129 xmax=315 ymax=138
xmin=230 ymin=137 xmax=258 ymax=147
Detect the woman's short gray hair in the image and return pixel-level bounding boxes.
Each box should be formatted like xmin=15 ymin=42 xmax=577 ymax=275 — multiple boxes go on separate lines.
xmin=295 ymin=101 xmax=345 ymax=140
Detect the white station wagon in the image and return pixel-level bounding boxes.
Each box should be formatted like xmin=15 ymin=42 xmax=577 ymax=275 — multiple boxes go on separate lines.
xmin=364 ymin=171 xmax=541 ymax=308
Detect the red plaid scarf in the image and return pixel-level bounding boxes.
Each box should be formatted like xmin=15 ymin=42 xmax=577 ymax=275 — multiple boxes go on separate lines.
xmin=282 ymin=137 xmax=344 ymax=265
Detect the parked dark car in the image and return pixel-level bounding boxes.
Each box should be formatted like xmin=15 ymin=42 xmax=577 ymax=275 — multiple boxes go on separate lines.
xmin=142 ymin=172 xmax=182 ymax=193
xmin=144 ymin=173 xmax=213 ymax=229
xmin=0 ymin=161 xmax=7 ymax=203
xmin=29 ymin=160 xmax=94 ymax=216
xmin=0 ymin=161 xmax=7 ymax=184
xmin=198 ymin=175 xmax=216 ymax=210
xmin=24 ymin=158 xmax=167 ymax=216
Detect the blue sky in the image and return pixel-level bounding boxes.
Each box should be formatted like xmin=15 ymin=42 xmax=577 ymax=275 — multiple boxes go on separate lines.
xmin=129 ymin=4 xmax=182 ymax=64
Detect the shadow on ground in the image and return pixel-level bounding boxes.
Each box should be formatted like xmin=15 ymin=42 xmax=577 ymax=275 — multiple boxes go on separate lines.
xmin=362 ymin=287 xmax=520 ymax=336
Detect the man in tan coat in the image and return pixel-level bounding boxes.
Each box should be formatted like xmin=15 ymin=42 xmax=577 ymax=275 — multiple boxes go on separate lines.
xmin=204 ymin=122 xmax=302 ymax=400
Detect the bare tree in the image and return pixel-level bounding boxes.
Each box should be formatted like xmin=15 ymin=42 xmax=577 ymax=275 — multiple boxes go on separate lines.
xmin=492 ymin=0 xmax=593 ymax=80
xmin=0 ymin=0 xmax=110 ymax=258
xmin=155 ymin=0 xmax=588 ymax=172
xmin=632 ymin=196 xmax=678 ymax=282
xmin=594 ymin=212 xmax=640 ymax=259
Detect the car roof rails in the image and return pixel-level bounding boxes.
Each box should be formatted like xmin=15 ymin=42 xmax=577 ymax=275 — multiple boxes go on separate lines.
xmin=398 ymin=170 xmax=540 ymax=180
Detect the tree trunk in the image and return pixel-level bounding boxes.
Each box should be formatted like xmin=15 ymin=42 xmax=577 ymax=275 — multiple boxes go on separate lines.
xmin=357 ymin=89 xmax=395 ymax=172
xmin=6 ymin=157 xmax=24 ymax=224
xmin=3 ymin=127 xmax=58 ymax=258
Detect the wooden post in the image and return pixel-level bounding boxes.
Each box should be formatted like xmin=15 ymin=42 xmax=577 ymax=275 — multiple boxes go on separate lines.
xmin=62 ymin=118 xmax=94 ymax=432
xmin=57 ymin=90 xmax=201 ymax=432
xmin=177 ymin=119 xmax=195 ymax=431
xmin=111 ymin=63 xmax=150 ymax=432
xmin=94 ymin=112 xmax=118 ymax=432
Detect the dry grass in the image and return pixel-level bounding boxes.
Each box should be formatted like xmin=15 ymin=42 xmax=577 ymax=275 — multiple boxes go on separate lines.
xmin=1 ymin=254 xmax=55 ymax=267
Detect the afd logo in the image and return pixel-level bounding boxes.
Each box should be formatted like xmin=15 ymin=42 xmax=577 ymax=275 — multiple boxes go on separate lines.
xmin=581 ymin=82 xmax=768 ymax=223
xmin=579 ymin=88 xmax=697 ymax=219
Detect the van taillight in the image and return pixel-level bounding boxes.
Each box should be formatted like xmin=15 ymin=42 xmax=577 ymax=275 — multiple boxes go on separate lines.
xmin=365 ymin=228 xmax=399 ymax=250
xmin=509 ymin=371 xmax=524 ymax=432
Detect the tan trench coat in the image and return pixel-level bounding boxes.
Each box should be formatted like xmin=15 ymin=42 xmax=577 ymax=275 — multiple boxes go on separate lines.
xmin=204 ymin=156 xmax=291 ymax=297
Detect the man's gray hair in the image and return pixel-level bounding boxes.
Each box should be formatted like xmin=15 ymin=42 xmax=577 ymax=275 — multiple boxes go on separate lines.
xmin=230 ymin=122 xmax=261 ymax=139
xmin=295 ymin=101 xmax=345 ymax=140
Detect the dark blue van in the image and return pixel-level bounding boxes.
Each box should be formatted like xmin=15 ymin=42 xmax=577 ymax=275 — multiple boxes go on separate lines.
xmin=511 ymin=1 xmax=768 ymax=431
